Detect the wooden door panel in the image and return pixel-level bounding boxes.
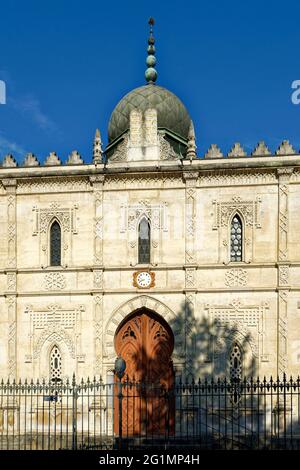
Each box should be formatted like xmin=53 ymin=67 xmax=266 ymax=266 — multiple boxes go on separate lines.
xmin=114 ymin=309 xmax=174 ymax=437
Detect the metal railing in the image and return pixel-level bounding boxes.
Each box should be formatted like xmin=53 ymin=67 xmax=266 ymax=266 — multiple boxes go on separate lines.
xmin=1 ymin=375 xmax=300 ymax=450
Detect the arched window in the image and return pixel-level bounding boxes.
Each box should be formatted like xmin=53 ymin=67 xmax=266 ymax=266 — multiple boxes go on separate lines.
xmin=230 ymin=214 xmax=243 ymax=262
xmin=50 ymin=345 xmax=62 ymax=383
xmin=229 ymin=343 xmax=243 ymax=405
xmin=138 ymin=218 xmax=150 ymax=264
xmin=50 ymin=221 xmax=61 ymax=266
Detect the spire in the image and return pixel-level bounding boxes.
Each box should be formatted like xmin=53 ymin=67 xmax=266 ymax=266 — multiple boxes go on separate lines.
xmin=93 ymin=129 xmax=103 ymax=164
xmin=145 ymin=17 xmax=157 ymax=84
xmin=186 ymin=120 xmax=197 ymax=161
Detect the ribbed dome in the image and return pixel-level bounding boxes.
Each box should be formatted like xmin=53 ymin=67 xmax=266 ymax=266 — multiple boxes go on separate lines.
xmin=108 ymin=84 xmax=191 ymax=143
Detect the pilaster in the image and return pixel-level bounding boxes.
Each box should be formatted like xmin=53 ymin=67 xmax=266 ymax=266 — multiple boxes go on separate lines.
xmin=277 ymin=168 xmax=293 ymax=375
xmin=2 ymin=178 xmax=17 ymax=379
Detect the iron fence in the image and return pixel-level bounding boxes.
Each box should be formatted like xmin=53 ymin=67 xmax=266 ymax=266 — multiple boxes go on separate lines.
xmin=1 ymin=375 xmax=300 ymax=450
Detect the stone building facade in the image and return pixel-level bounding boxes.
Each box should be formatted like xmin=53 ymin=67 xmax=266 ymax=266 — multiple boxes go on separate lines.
xmin=1 ymin=34 xmax=300 ymax=385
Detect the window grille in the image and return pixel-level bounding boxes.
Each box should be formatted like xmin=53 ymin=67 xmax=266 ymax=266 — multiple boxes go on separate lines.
xmin=50 ymin=346 xmax=62 ymax=383
xmin=230 ymin=215 xmax=243 ymax=262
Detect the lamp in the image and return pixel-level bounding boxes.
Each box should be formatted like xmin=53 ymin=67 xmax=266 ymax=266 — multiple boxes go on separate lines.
xmin=114 ymin=356 xmax=126 ymax=380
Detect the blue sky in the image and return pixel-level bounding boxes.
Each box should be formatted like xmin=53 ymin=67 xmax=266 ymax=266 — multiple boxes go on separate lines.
xmin=0 ymin=0 xmax=299 ymax=163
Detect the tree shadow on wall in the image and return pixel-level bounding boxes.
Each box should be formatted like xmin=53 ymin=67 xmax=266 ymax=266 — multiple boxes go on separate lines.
xmin=169 ymin=300 xmax=257 ymax=380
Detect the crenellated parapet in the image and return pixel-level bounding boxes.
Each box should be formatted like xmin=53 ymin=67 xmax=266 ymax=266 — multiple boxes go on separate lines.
xmin=203 ymin=140 xmax=299 ymax=160
xmin=1 ymin=138 xmax=300 ymax=170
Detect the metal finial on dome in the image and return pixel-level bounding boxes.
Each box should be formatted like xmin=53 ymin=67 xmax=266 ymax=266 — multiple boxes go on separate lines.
xmin=145 ymin=17 xmax=157 ymax=84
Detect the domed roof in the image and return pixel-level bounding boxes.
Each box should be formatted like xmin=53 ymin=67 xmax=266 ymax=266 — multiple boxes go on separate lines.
xmin=108 ymin=84 xmax=191 ymax=143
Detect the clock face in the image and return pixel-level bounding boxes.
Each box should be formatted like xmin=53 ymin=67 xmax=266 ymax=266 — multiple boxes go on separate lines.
xmin=136 ymin=271 xmax=152 ymax=288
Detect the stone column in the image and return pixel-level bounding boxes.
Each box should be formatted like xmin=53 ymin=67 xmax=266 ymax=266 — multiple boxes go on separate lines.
xmin=2 ymin=179 xmax=17 ymax=379
xmin=277 ymin=168 xmax=293 ymax=376
xmin=90 ymin=175 xmax=105 ymax=377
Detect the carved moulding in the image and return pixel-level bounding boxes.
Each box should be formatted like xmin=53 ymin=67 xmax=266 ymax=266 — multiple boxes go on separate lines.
xmin=225 ymin=268 xmax=248 ymax=287
xmin=25 ymin=304 xmax=85 ymax=367
xmin=120 ymin=200 xmax=168 ymax=265
xmin=199 ymin=170 xmax=276 ymax=187
xmin=105 ymin=174 xmax=183 ymax=191
xmin=104 ymin=295 xmax=184 ymax=361
xmin=212 ymin=196 xmax=262 ymax=263
xmin=109 ymin=135 xmax=129 ymax=162
xmin=17 ymin=177 xmax=90 ymax=194
xmin=32 ymin=202 xmax=78 ymax=267
xmin=212 ymin=196 xmax=261 ymax=230
xmin=205 ymin=299 xmax=268 ymax=369
xmin=43 ymin=272 xmax=66 ymax=290
xmin=159 ymin=134 xmax=178 ymax=160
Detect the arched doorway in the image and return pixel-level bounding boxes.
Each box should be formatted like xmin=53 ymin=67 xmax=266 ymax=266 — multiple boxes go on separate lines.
xmin=114 ymin=308 xmax=175 ymax=437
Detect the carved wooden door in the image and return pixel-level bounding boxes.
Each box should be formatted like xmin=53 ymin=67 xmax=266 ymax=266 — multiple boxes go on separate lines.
xmin=114 ymin=309 xmax=174 ymax=437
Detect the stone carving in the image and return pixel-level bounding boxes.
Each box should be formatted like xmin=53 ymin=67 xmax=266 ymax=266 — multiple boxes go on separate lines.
xmin=183 ymin=173 xmax=198 ymax=265
xmin=33 ymin=202 xmax=78 ymax=235
xmin=2 ymin=154 xmax=17 ymax=167
xmin=212 ymin=196 xmax=261 ymax=229
xmin=199 ymin=170 xmax=276 ymax=187
xmin=276 ymin=140 xmax=296 ymax=155
xmin=66 ymin=150 xmax=84 ymax=165
xmin=7 ymin=296 xmax=17 ymax=378
xmin=4 ymin=181 xmax=17 ymax=269
xmin=277 ymin=169 xmax=293 ymax=262
xmin=121 ymin=201 xmax=168 ymax=233
xmin=185 ymin=268 xmax=196 ymax=288
xmin=109 ymin=135 xmax=129 ymax=162
xmin=90 ymin=176 xmax=104 ymax=265
xmin=7 ymin=272 xmax=17 ymax=291
xmin=144 ymin=109 xmax=158 ymax=146
xmin=45 ymin=151 xmax=61 ymax=166
xmin=105 ymin=296 xmax=184 ymax=359
xmin=205 ymin=299 xmax=268 ymax=360
xmin=93 ymin=294 xmax=103 ymax=375
xmin=121 ymin=200 xmax=167 ymax=264
xmin=278 ymin=290 xmax=289 ymax=374
xmin=279 ymin=265 xmax=289 ymax=286
xmin=18 ymin=177 xmax=90 ymax=194
xmin=227 ymin=143 xmax=247 ymax=157
xmin=204 ymin=144 xmax=223 ymax=159
xmin=23 ymin=152 xmax=39 ymax=166
xmin=225 ymin=269 xmax=248 ymax=287
xmin=159 ymin=134 xmax=178 ymax=160
xmin=105 ymin=174 xmax=183 ymax=190
xmin=251 ymin=141 xmax=271 ymax=156
xmin=34 ymin=328 xmax=75 ymax=360
xmin=25 ymin=304 xmax=84 ymax=360
xmin=94 ymin=270 xmax=103 ymax=289
xmin=44 ymin=272 xmax=66 ymax=290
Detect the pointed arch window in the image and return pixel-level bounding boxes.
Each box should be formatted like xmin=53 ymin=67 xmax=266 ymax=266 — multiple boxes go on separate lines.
xmin=50 ymin=345 xmax=62 ymax=383
xmin=138 ymin=218 xmax=150 ymax=264
xmin=50 ymin=221 xmax=61 ymax=266
xmin=230 ymin=214 xmax=243 ymax=262
xmin=229 ymin=343 xmax=243 ymax=405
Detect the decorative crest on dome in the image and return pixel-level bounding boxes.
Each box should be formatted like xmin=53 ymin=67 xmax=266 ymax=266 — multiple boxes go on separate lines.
xmin=145 ymin=17 xmax=157 ymax=84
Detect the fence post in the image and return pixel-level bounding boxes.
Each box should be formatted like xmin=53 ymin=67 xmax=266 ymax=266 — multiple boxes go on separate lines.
xmin=114 ymin=356 xmax=126 ymax=450
xmin=72 ymin=373 xmax=77 ymax=450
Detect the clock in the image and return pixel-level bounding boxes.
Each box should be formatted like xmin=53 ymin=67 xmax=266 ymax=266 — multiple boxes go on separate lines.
xmin=133 ymin=271 xmax=155 ymax=289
